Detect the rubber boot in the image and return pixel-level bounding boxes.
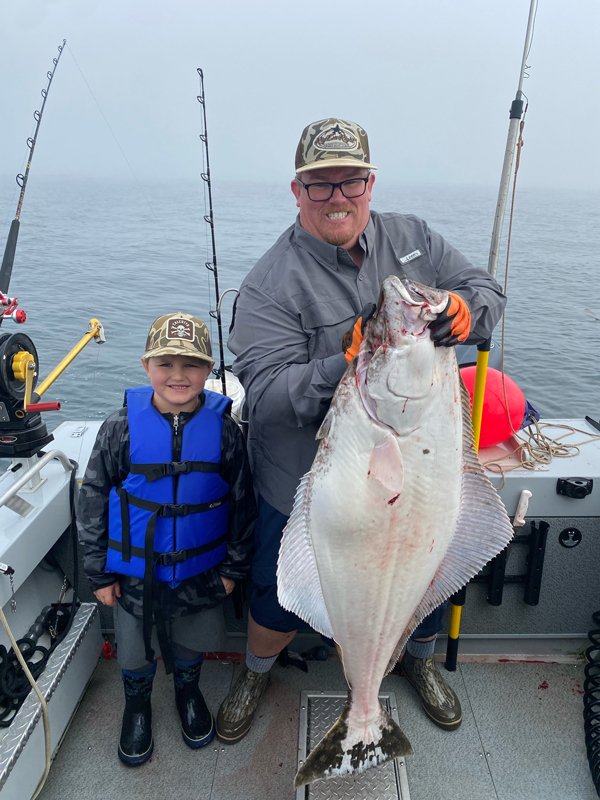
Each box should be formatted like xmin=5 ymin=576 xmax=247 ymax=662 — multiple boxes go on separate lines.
xmin=401 ymin=651 xmax=462 ymax=730
xmin=174 ymin=657 xmax=215 ymax=748
xmin=118 ymin=663 xmax=156 ymax=766
xmin=216 ymin=666 xmax=270 ymax=743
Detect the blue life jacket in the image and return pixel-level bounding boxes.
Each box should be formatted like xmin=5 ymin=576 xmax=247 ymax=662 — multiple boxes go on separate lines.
xmin=106 ymin=386 xmax=231 ymax=589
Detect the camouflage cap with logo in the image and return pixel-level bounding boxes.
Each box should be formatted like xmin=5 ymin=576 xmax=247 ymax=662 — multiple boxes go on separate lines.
xmin=142 ymin=312 xmax=214 ymax=365
xmin=295 ymin=118 xmax=378 ymax=175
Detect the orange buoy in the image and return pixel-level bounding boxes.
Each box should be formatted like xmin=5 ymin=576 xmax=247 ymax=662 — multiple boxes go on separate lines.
xmin=460 ymin=366 xmax=526 ymax=447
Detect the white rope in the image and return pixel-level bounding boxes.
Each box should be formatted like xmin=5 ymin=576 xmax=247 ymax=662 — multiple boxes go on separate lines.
xmin=0 ymin=606 xmax=52 ymax=799
xmin=482 ymin=420 xmax=600 ymax=486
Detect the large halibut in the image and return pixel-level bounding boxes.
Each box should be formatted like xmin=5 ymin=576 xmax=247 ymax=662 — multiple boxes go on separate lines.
xmin=277 ymin=275 xmax=514 ymax=787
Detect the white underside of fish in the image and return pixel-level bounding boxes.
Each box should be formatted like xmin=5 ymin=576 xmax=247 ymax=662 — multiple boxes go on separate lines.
xmin=311 ymin=349 xmax=461 ymax=702
xmin=277 ymin=277 xmax=514 ymax=787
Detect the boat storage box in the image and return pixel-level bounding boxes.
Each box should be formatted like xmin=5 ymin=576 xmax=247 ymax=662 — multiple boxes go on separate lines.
xmin=450 ymin=419 xmax=600 ymax=658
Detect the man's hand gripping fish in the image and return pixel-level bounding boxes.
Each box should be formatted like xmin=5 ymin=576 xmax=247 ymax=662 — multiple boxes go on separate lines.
xmin=277 ymin=275 xmax=514 ymax=787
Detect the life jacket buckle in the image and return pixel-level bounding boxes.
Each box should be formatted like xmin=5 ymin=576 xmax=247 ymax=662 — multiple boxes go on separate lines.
xmin=170 ymin=462 xmax=190 ymax=475
xmin=161 ymin=503 xmax=188 ymax=517
xmin=157 ymin=549 xmax=188 ymax=566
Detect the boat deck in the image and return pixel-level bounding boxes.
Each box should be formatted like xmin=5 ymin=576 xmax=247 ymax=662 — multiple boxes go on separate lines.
xmin=37 ymin=650 xmax=596 ymax=800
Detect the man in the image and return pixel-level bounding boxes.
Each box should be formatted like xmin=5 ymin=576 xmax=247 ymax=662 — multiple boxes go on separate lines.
xmin=217 ymin=118 xmax=506 ymax=743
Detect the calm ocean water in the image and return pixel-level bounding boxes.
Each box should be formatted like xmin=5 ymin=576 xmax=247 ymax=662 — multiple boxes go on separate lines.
xmin=0 ymin=177 xmax=598 ymax=428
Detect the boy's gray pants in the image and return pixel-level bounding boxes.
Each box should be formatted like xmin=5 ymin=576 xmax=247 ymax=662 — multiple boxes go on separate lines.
xmin=113 ymin=602 xmax=226 ymax=671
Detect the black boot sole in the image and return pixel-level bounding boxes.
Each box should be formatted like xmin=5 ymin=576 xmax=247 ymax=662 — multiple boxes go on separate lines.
xmin=118 ymin=737 xmax=154 ymax=766
xmin=181 ymin=715 xmax=216 ymax=749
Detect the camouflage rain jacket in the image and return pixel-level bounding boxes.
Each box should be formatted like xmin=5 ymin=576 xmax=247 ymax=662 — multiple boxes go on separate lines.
xmin=77 ymin=393 xmax=256 ymax=618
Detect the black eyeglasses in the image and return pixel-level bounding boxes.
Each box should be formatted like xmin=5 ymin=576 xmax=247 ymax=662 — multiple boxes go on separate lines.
xmin=296 ymin=176 xmax=370 ymax=202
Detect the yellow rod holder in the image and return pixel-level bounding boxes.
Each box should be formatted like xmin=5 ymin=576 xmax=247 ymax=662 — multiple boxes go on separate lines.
xmin=445 ymin=339 xmax=492 ymax=672
xmin=470 ymin=347 xmax=490 ymax=453
xmin=444 ymin=585 xmax=467 ymax=672
xmin=448 ymin=604 xmax=463 ymax=639
xmin=35 ymin=318 xmax=105 ymax=399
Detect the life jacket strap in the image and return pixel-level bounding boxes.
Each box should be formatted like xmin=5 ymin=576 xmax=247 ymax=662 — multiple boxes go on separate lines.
xmin=107 ymin=531 xmax=229 ymax=566
xmin=143 ymin=509 xmax=158 ymax=666
xmin=119 ymin=489 xmax=132 ymax=562
xmin=129 ymin=460 xmax=221 ymax=482
xmin=113 ymin=486 xmax=229 ymax=669
xmin=154 ymin=607 xmax=174 ymax=674
xmin=154 ymin=535 xmax=229 ymax=566
xmin=115 ymin=486 xmax=228 ymax=518
xmin=138 ymin=513 xmax=229 ymax=673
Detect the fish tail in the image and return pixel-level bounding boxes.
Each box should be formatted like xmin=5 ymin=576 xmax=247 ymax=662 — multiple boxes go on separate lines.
xmin=294 ymin=697 xmax=412 ymax=788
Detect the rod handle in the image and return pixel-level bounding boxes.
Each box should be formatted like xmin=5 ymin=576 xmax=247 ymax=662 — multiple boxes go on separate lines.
xmin=25 ymin=402 xmax=61 ymax=412
xmin=0 ymin=219 xmax=20 ymax=295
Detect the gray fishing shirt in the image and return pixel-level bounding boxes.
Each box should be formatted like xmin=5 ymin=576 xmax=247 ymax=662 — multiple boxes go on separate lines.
xmin=228 ymin=211 xmax=507 ymax=516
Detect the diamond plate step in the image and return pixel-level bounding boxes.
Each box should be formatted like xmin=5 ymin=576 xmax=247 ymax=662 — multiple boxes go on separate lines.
xmin=0 ymin=602 xmax=101 ymax=797
xmin=296 ymin=691 xmax=410 ymax=800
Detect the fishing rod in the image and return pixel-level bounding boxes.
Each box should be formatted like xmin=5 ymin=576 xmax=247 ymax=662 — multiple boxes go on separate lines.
xmin=0 ymin=39 xmax=67 ymax=318
xmin=445 ymin=0 xmax=538 ymax=673
xmin=197 ymin=67 xmax=227 ymax=395
xmin=470 ymin=0 xmax=537 ymax=450
xmin=0 ymin=38 xmax=106 ymax=455
xmin=487 ymin=0 xmax=537 ymax=282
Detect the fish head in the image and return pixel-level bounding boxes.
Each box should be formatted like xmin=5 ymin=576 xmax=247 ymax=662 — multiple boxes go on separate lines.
xmin=357 ymin=275 xmax=449 ymax=432
xmin=366 ymin=275 xmax=448 ymax=346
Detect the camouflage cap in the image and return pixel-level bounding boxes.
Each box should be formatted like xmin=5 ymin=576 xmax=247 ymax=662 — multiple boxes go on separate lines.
xmin=142 ymin=312 xmax=214 ymax=365
xmin=295 ymin=118 xmax=377 ymax=175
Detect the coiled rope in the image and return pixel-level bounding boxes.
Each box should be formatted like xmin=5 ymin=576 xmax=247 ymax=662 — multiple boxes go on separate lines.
xmin=483 ymin=421 xmax=600 ymax=485
xmin=583 ymin=610 xmax=600 ymax=796
xmin=0 ymin=604 xmax=72 ymax=727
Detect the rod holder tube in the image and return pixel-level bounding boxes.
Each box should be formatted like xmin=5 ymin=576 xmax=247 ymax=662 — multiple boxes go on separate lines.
xmin=524 ymin=520 xmax=548 ymax=605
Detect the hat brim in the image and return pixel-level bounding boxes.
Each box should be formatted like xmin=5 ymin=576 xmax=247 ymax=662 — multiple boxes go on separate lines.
xmin=142 ymin=346 xmax=215 ymax=366
xmin=296 ymin=158 xmax=378 ymax=175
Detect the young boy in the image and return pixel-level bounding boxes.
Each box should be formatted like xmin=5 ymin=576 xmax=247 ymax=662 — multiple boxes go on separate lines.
xmin=78 ymin=312 xmax=256 ymax=766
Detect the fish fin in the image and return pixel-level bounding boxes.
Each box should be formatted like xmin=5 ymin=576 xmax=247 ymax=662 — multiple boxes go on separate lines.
xmin=316 ymin=406 xmax=335 ymax=440
xmin=367 ymin=434 xmax=404 ymax=495
xmin=294 ymin=694 xmax=412 ymax=788
xmin=277 ymin=472 xmax=334 ymax=638
xmin=442 ymin=378 xmax=515 ymax=591
xmin=386 ymin=379 xmax=514 ymax=673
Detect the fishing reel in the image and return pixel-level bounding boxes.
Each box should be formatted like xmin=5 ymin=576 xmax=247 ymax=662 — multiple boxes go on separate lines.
xmin=0 ymin=331 xmax=54 ymax=458
xmin=0 ymin=318 xmax=106 ymax=459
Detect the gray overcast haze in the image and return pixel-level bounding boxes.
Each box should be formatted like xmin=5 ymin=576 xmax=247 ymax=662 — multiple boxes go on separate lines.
xmin=1 ymin=0 xmax=599 ymax=191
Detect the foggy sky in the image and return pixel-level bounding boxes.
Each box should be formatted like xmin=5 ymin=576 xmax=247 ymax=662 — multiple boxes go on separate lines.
xmin=1 ymin=0 xmax=599 ymax=192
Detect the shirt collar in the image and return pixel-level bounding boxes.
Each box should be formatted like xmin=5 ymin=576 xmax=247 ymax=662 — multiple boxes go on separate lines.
xmin=294 ymin=214 xmax=375 ymax=271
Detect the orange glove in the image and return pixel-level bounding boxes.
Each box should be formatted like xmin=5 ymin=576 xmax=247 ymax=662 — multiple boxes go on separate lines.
xmin=342 ymin=303 xmax=377 ymax=363
xmin=429 ymin=291 xmax=472 ymax=347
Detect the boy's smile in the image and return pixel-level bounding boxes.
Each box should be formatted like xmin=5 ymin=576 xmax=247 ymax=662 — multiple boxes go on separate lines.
xmin=142 ymin=354 xmax=213 ymax=414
